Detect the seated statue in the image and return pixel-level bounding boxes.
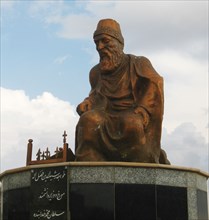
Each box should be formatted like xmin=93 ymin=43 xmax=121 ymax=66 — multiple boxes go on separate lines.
xmin=75 ymin=18 xmax=170 ymax=164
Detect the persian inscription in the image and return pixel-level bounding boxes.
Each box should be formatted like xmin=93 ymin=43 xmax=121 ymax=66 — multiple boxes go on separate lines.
xmin=31 ymin=167 xmax=67 ymax=219
xmin=32 ymin=169 xmax=66 ymax=182
xmin=33 ymin=210 xmax=65 ymax=219
xmin=38 ymin=188 xmax=65 ymax=201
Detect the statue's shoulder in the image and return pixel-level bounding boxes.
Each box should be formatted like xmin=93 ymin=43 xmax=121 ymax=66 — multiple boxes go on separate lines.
xmin=90 ymin=64 xmax=100 ymax=73
xmin=128 ymin=54 xmax=162 ymax=80
xmin=129 ymin=54 xmax=152 ymax=67
xmin=129 ymin=54 xmax=161 ymax=77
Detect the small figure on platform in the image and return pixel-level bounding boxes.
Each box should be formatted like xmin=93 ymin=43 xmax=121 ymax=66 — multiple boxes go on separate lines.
xmin=75 ymin=18 xmax=170 ymax=164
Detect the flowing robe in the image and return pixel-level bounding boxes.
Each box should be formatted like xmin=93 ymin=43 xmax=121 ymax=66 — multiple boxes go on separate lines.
xmin=75 ymin=55 xmax=169 ymax=164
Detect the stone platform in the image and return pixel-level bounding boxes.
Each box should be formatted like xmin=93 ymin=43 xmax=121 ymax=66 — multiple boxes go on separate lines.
xmin=0 ymin=162 xmax=208 ymax=220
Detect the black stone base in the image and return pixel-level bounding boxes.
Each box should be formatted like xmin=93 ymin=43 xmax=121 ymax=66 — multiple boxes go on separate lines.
xmin=70 ymin=183 xmax=188 ymax=220
xmin=4 ymin=183 xmax=209 ymax=220
xmin=1 ymin=163 xmax=209 ymax=220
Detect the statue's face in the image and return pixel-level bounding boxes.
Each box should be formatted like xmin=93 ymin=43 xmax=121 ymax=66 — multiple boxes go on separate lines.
xmin=94 ymin=34 xmax=124 ymax=73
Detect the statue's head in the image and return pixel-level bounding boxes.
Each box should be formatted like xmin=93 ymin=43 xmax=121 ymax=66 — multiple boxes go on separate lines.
xmin=93 ymin=19 xmax=125 ymax=73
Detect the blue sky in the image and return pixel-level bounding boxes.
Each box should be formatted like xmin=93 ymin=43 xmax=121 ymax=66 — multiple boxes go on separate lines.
xmin=1 ymin=0 xmax=208 ymax=173
xmin=1 ymin=1 xmax=94 ymax=103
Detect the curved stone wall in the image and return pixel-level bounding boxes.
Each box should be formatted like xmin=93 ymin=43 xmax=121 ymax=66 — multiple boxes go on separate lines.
xmin=0 ymin=162 xmax=208 ymax=220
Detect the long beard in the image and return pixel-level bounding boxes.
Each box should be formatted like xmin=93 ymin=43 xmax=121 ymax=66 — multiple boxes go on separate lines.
xmin=99 ymin=50 xmax=123 ymax=73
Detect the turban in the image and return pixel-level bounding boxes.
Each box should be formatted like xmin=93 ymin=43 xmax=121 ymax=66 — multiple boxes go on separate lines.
xmin=93 ymin=18 xmax=124 ymax=45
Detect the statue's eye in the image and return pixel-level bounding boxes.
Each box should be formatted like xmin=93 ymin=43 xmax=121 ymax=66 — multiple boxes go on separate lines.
xmin=103 ymin=38 xmax=110 ymax=44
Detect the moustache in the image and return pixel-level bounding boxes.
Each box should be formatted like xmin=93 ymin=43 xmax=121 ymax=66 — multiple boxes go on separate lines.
xmin=99 ymin=50 xmax=111 ymax=59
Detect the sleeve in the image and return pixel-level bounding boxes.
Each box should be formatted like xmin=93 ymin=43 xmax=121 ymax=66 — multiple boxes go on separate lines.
xmin=135 ymin=56 xmax=164 ymax=119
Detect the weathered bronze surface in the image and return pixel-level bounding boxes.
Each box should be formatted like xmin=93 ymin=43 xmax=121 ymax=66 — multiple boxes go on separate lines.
xmin=75 ymin=19 xmax=170 ymax=164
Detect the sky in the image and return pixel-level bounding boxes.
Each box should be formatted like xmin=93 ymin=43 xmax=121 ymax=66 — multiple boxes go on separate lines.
xmin=0 ymin=0 xmax=208 ymax=174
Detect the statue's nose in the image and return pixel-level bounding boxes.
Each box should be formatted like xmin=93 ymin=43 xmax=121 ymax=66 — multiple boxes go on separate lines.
xmin=97 ymin=41 xmax=105 ymax=51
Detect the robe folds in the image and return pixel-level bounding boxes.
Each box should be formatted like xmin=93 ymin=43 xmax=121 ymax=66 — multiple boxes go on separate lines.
xmin=75 ymin=54 xmax=169 ymax=164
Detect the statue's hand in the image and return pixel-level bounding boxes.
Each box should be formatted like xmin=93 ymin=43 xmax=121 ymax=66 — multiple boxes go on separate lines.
xmin=76 ymin=99 xmax=92 ymax=116
xmin=134 ymin=106 xmax=150 ymax=128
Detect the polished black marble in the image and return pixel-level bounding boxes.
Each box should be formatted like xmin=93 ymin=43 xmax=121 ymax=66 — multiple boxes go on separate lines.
xmin=156 ymin=185 xmax=188 ymax=220
xmin=69 ymin=183 xmax=190 ymax=220
xmin=3 ymin=187 xmax=30 ymax=220
xmin=115 ymin=184 xmax=156 ymax=220
xmin=69 ymin=183 xmax=114 ymax=220
xmin=197 ymin=189 xmax=208 ymax=220
xmin=30 ymin=166 xmax=67 ymax=219
xmin=3 ymin=181 xmax=204 ymax=220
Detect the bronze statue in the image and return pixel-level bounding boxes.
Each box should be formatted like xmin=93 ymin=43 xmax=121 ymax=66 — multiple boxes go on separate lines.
xmin=75 ymin=19 xmax=170 ymax=164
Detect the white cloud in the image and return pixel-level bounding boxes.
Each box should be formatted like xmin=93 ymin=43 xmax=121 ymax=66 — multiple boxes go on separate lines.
xmin=49 ymin=14 xmax=95 ymax=39
xmin=25 ymin=1 xmax=208 ymax=64
xmin=146 ymin=50 xmax=208 ymax=141
xmin=28 ymin=1 xmax=97 ymax=39
xmin=0 ymin=87 xmax=79 ymax=172
xmin=162 ymin=123 xmax=208 ymax=172
xmin=115 ymin=1 xmax=208 ymax=55
xmin=0 ymin=87 xmax=208 ymax=174
xmin=28 ymin=0 xmax=66 ymax=20
xmin=28 ymin=1 xmax=207 ymax=57
xmin=54 ymin=54 xmax=69 ymax=64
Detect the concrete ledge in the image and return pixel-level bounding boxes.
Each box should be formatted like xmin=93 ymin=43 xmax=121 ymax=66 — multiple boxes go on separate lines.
xmin=1 ymin=162 xmax=209 ymax=179
xmin=1 ymin=162 xmax=208 ymax=191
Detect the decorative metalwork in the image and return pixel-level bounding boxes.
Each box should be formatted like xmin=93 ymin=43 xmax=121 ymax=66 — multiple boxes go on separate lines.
xmin=26 ymin=131 xmax=75 ymax=165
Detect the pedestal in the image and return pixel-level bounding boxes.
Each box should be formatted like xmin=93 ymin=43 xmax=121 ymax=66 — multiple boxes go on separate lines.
xmin=0 ymin=162 xmax=208 ymax=220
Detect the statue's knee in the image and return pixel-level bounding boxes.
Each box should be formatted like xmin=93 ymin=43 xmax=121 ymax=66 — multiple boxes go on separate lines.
xmin=77 ymin=111 xmax=105 ymax=139
xmin=123 ymin=116 xmax=144 ymax=133
xmin=75 ymin=146 xmax=106 ymax=161
xmin=79 ymin=110 xmax=104 ymax=126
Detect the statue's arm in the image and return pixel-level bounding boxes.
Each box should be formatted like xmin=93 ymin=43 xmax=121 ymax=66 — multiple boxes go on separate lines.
xmin=134 ymin=56 xmax=164 ymax=127
xmin=134 ymin=106 xmax=150 ymax=128
xmin=135 ymin=81 xmax=160 ymax=128
xmin=76 ymin=66 xmax=99 ymax=116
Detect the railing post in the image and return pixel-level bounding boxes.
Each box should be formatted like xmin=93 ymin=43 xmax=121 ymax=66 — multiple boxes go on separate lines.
xmin=26 ymin=139 xmax=33 ymax=165
xmin=63 ymin=143 xmax=68 ymax=162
